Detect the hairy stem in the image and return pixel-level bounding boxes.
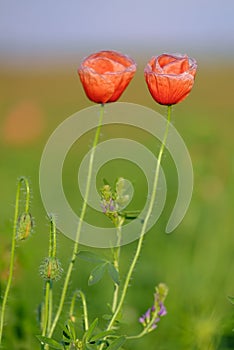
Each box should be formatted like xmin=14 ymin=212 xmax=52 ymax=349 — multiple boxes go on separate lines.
xmin=42 ymin=281 xmax=51 ymax=337
xmin=105 ymin=105 xmax=172 ymax=334
xmin=48 ymin=104 xmax=104 ymax=338
xmin=111 ymin=224 xmax=122 ymax=314
xmin=0 ymin=177 xmax=30 ymax=345
xmin=41 ymin=216 xmax=56 ymax=341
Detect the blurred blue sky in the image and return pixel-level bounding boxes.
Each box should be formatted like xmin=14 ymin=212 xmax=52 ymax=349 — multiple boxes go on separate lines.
xmin=0 ymin=0 xmax=234 ymax=66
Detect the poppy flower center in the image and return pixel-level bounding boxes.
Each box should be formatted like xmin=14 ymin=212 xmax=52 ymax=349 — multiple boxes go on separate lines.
xmin=158 ymin=56 xmax=189 ymax=74
xmin=85 ymin=57 xmax=126 ymax=74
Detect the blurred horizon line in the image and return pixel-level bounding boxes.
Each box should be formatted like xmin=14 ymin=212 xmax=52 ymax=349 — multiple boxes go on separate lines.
xmin=1 ymin=40 xmax=234 ymax=71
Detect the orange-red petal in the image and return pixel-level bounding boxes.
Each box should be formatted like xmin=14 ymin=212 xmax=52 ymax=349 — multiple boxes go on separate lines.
xmin=78 ymin=50 xmax=136 ymax=103
xmin=144 ymin=53 xmax=197 ymax=105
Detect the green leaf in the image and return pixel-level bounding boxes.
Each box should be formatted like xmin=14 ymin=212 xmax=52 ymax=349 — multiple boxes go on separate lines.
xmin=36 ymin=335 xmax=64 ymax=349
xmin=107 ymin=336 xmax=126 ymax=350
xmin=103 ymin=178 xmax=110 ymax=186
xmin=88 ymin=263 xmax=107 ymax=286
xmin=90 ymin=330 xmax=116 ymax=342
xmin=228 ymin=296 xmax=234 ymax=304
xmin=107 ymin=263 xmax=119 ymax=285
xmin=119 ymin=210 xmax=140 ymax=220
xmin=78 ymin=250 xmax=106 ymax=263
xmin=63 ymin=319 xmax=76 ymax=341
xmin=84 ymin=318 xmax=98 ymax=342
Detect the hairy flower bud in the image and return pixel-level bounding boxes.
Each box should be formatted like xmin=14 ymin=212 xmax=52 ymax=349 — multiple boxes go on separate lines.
xmin=39 ymin=257 xmax=63 ymax=281
xmin=16 ymin=212 xmax=33 ymax=240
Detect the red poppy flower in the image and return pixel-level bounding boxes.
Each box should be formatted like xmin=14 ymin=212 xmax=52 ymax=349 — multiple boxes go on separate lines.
xmin=78 ymin=50 xmax=137 ymax=104
xmin=144 ymin=53 xmax=197 ymax=105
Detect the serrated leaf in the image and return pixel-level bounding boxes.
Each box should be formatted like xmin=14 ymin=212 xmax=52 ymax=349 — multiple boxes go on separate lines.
xmin=107 ymin=263 xmax=119 ymax=285
xmin=84 ymin=318 xmax=98 ymax=342
xmin=78 ymin=250 xmax=106 ymax=263
xmin=90 ymin=330 xmax=116 ymax=342
xmin=88 ymin=263 xmax=107 ymax=286
xmin=228 ymin=296 xmax=234 ymax=304
xmin=107 ymin=336 xmax=126 ymax=350
xmin=36 ymin=335 xmax=64 ymax=349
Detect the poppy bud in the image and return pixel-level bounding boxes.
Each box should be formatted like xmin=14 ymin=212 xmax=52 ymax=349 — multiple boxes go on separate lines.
xmin=16 ymin=212 xmax=33 ymax=240
xmin=39 ymin=257 xmax=63 ymax=281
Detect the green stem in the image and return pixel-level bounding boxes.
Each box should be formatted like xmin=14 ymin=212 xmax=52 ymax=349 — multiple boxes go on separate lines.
xmin=79 ymin=291 xmax=89 ymax=331
xmin=111 ymin=224 xmax=122 ymax=314
xmin=48 ymin=104 xmax=104 ymax=338
xmin=42 ymin=281 xmax=51 ymax=337
xmin=69 ymin=292 xmax=77 ymax=320
xmin=48 ymin=283 xmax=53 ymax=333
xmin=126 ymin=332 xmax=145 ymax=340
xmin=42 ymin=216 xmax=56 ymax=343
xmin=24 ymin=178 xmax=30 ymax=213
xmin=69 ymin=290 xmax=89 ymax=331
xmin=0 ymin=177 xmax=30 ymax=345
xmin=105 ymin=105 xmax=172 ymax=333
xmin=50 ymin=215 xmax=57 ymax=258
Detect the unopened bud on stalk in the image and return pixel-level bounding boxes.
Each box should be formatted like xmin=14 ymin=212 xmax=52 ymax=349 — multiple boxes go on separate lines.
xmin=39 ymin=257 xmax=63 ymax=281
xmin=16 ymin=212 xmax=33 ymax=240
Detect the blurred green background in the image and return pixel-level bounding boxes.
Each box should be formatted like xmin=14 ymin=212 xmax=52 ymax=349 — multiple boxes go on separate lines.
xmin=1 ymin=1 xmax=234 ymax=349
xmin=1 ymin=59 xmax=234 ymax=350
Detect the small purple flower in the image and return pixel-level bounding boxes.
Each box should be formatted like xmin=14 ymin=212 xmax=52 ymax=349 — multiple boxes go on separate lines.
xmin=109 ymin=198 xmax=116 ymax=212
xmin=139 ymin=316 xmax=146 ymax=326
xmin=139 ymin=307 xmax=156 ymax=328
xmin=138 ymin=283 xmax=168 ymax=333
xmin=158 ymin=302 xmax=167 ymax=317
xmin=145 ymin=308 xmax=151 ymax=322
xmin=101 ymin=197 xmax=117 ymax=216
xmin=101 ymin=202 xmax=107 ymax=214
xmin=150 ymin=323 xmax=158 ymax=330
xmin=139 ymin=309 xmax=151 ymax=326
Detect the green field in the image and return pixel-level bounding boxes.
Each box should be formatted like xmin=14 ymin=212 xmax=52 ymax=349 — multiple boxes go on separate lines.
xmin=0 ymin=59 xmax=234 ymax=350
